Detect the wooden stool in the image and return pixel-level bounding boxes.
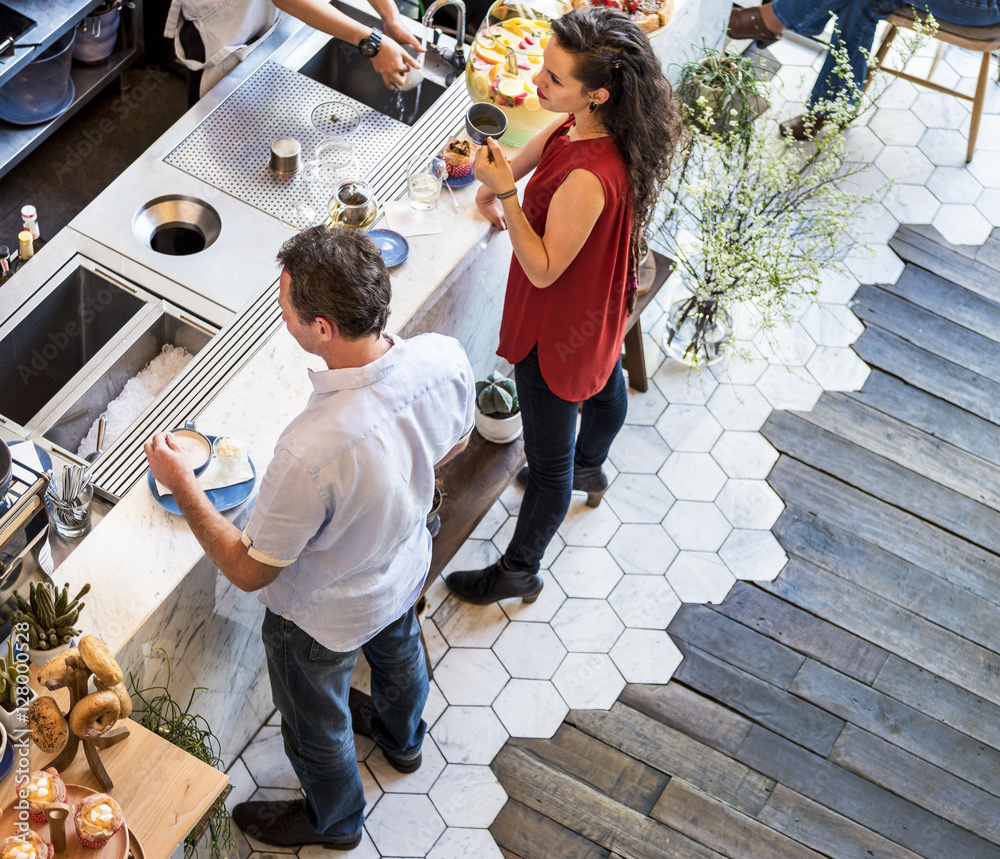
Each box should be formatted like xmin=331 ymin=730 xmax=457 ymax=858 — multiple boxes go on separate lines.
xmin=866 ymin=8 xmax=1000 ymax=163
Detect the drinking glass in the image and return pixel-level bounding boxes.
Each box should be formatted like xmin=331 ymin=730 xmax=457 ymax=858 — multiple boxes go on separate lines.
xmin=46 ymin=481 xmax=93 ymax=539
xmin=407 ymin=154 xmax=447 ymax=211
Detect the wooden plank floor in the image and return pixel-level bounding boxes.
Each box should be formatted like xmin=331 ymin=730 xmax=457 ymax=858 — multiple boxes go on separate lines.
xmin=490 ymin=225 xmax=1000 ymax=858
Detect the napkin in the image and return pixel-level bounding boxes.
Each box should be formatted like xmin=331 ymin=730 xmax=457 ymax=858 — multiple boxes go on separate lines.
xmin=8 ymin=441 xmax=43 ymax=472
xmin=154 ymin=454 xmax=253 ymax=497
xmin=383 ymin=200 xmax=443 ymax=237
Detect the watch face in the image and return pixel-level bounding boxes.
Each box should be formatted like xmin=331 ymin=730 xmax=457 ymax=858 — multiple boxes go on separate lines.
xmin=359 ymin=28 xmax=382 ymax=57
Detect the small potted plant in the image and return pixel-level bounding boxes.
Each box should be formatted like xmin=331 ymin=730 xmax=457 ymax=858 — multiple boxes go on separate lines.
xmin=475 ymin=371 xmax=522 ymax=444
xmin=427 ymin=478 xmax=446 ymax=538
xmin=0 ymin=629 xmax=35 ymax=735
xmin=13 ymin=581 xmax=90 ymax=665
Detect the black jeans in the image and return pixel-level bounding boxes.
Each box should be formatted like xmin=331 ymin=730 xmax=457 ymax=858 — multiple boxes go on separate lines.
xmin=503 ymin=346 xmax=627 ymax=573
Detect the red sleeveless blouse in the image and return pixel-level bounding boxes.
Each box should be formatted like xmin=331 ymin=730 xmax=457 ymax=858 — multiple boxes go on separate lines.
xmin=497 ymin=117 xmax=633 ymax=402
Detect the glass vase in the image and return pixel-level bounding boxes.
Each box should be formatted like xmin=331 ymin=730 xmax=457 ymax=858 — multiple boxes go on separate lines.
xmin=662 ymin=281 xmax=732 ymax=368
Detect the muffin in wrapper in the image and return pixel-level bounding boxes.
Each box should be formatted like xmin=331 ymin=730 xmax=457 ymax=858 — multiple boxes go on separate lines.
xmin=0 ymin=832 xmax=53 ymax=859
xmin=20 ymin=767 xmax=67 ymax=822
xmin=74 ymin=793 xmax=124 ymax=848
xmin=442 ymin=139 xmax=475 ymax=178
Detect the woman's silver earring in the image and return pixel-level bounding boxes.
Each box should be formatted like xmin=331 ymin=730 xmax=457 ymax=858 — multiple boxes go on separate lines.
xmin=589 ymin=101 xmax=596 ymax=112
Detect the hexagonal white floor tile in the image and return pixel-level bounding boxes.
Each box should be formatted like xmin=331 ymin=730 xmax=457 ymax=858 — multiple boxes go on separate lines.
xmin=816 ymin=267 xmax=862 ymax=305
xmin=658 ymin=452 xmax=728 ymax=502
xmin=926 ymin=165 xmax=984 ymax=205
xmin=652 ymin=361 xmax=719 ymax=405
xmin=604 ymin=473 xmax=675 ymax=524
xmin=807 ymin=346 xmax=871 ymax=392
xmin=610 ymin=629 xmax=683 ymax=683
xmin=492 ymin=621 xmax=567 ymax=680
xmin=365 ymin=794 xmax=445 ymax=857
xmin=625 ymin=383 xmax=668 ymax=426
xmin=753 ymin=320 xmax=817 ymax=367
xmin=799 ymin=303 xmax=864 ymax=348
xmin=868 ymin=107 xmax=928 ymax=146
xmin=470 ymin=499 xmax=509 ymax=541
xmin=715 ymin=480 xmax=784 ymax=530
xmin=431 ymin=707 xmax=509 ymax=765
xmin=551 ymin=546 xmax=624 ymax=599
xmin=551 ymin=598 xmax=625 ymax=652
xmin=442 ymin=538 xmax=498 ymax=578
xmin=844 ymin=123 xmax=888 ymax=159
xmin=663 ymin=500 xmax=733 ymax=552
xmin=720 ymin=530 xmax=788 ymax=581
xmin=976 ymin=188 xmax=1000 ymax=225
xmin=932 ymin=203 xmax=993 ymax=247
xmin=367 ymin=736 xmax=446 ymax=795
xmin=432 ymin=595 xmax=508 ymax=649
xmin=609 ymin=424 xmax=672 ymax=473
xmin=552 ymin=653 xmax=626 ymax=710
xmin=711 ymin=431 xmax=779 ymax=480
xmin=911 ymin=90 xmax=972 ymax=130
xmin=756 ymin=365 xmax=823 ymax=411
xmin=607 ymin=523 xmax=679 ymax=576
xmin=428 ymin=764 xmax=508 ymax=828
xmin=883 ymin=183 xmax=941 ymax=223
xmin=850 ymin=200 xmax=900 ymax=246
xmin=845 ymin=242 xmax=905 ymax=286
xmin=917 ymin=127 xmax=971 ymax=167
xmin=501 ymin=570 xmax=566 ymax=623
xmin=708 ymin=341 xmax=768 ymax=385
xmin=655 ymin=403 xmax=724 ymax=452
xmin=493 ymin=679 xmax=570 ymax=738
xmin=705 ymin=384 xmax=776 ymax=432
xmin=666 ymin=551 xmax=737 ymax=604
xmin=434 ymin=649 xmax=510 ymax=706
xmin=607 ymin=574 xmax=681 ymax=630
xmin=557 ymin=500 xmax=622 ymax=548
xmin=968 ymin=152 xmax=1000 ymax=189
xmin=426 ymin=828 xmax=504 ymax=859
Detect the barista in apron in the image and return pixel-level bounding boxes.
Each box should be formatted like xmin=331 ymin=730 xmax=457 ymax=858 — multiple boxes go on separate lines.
xmin=166 ymin=0 xmax=423 ymax=104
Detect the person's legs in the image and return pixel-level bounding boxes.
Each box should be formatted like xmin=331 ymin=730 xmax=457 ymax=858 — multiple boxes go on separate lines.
xmin=923 ymin=0 xmax=1000 ymax=25
xmin=258 ymin=610 xmax=365 ymax=840
xmin=503 ymin=348 xmax=580 ymax=573
xmin=360 ymin=605 xmax=429 ymax=761
xmin=575 ymin=357 xmax=627 ymax=472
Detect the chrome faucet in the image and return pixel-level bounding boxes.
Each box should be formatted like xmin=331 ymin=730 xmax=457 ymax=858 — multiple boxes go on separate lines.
xmin=422 ymin=0 xmax=467 ymax=71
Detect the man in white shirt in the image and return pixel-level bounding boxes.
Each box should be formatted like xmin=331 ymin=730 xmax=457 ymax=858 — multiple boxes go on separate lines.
xmin=146 ymin=226 xmax=475 ymax=849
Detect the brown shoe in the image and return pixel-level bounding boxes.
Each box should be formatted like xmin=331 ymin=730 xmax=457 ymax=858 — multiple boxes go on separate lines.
xmin=778 ymin=113 xmax=828 ymax=140
xmin=727 ymin=5 xmax=782 ymax=42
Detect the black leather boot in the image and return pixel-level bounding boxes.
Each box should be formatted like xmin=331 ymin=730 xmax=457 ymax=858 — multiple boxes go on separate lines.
xmin=517 ymin=465 xmax=610 ymax=508
xmin=446 ymin=559 xmax=543 ymax=605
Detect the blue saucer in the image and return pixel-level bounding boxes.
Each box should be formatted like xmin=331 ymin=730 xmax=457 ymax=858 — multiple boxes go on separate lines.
xmin=0 ymin=734 xmax=13 ymax=780
xmin=368 ymin=229 xmax=409 ymax=267
xmin=148 ymin=435 xmax=256 ymax=515
xmin=446 ymin=171 xmax=475 ymax=188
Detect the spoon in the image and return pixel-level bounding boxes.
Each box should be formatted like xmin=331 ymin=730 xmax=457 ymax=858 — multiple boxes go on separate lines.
xmin=442 ymin=178 xmax=460 ymax=209
xmin=85 ymin=416 xmax=106 ymax=464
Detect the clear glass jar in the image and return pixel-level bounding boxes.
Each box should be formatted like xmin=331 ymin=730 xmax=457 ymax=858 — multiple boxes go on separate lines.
xmin=465 ymin=0 xmax=571 ymax=146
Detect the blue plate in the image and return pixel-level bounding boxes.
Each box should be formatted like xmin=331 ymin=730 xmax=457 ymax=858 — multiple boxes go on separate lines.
xmin=0 ymin=734 xmax=13 ymax=781
xmin=7 ymin=440 xmax=52 ymax=473
xmin=446 ymin=170 xmax=475 ymax=188
xmin=148 ymin=435 xmax=256 ymax=515
xmin=368 ymin=229 xmax=409 ymax=267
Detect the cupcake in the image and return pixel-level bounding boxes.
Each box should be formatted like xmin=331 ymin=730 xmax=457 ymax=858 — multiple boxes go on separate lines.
xmin=0 ymin=832 xmax=53 ymax=859
xmin=442 ymin=138 xmax=475 ymax=178
xmin=74 ymin=793 xmax=123 ymax=848
xmin=19 ymin=767 xmax=66 ymax=822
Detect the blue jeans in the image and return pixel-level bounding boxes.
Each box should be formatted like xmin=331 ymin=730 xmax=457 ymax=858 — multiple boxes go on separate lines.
xmin=262 ymin=606 xmax=428 ymax=839
xmin=503 ymin=346 xmax=627 ymax=573
xmin=771 ymin=0 xmax=1000 ymax=107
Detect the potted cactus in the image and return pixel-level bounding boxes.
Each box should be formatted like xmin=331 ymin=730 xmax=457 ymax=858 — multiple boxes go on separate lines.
xmin=13 ymin=581 xmax=90 ymax=665
xmin=475 ymin=371 xmax=522 ymax=444
xmin=0 ymin=629 xmax=35 ymax=735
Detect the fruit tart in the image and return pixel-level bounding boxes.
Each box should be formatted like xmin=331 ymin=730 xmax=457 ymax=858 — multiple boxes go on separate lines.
xmin=74 ymin=793 xmax=124 ymax=848
xmin=0 ymin=833 xmax=53 ymax=859
xmin=18 ymin=768 xmax=67 ymax=822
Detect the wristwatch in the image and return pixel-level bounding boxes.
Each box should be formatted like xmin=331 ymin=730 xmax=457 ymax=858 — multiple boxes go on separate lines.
xmin=358 ymin=28 xmax=382 ymax=58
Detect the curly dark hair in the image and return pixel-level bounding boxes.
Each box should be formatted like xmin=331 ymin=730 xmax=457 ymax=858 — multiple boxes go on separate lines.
xmin=276 ymin=226 xmax=391 ymax=339
xmin=550 ymin=7 xmax=681 ymax=308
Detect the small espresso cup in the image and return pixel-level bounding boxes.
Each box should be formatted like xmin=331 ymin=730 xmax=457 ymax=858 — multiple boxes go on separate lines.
xmin=169 ymin=420 xmax=212 ymax=476
xmin=465 ymin=103 xmax=508 ymax=146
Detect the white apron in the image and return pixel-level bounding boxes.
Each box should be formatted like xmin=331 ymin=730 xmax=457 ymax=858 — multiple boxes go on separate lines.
xmin=165 ymin=0 xmax=285 ymax=96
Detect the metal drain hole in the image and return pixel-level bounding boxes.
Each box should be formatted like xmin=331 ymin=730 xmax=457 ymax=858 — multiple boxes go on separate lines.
xmin=134 ymin=195 xmax=221 ymax=255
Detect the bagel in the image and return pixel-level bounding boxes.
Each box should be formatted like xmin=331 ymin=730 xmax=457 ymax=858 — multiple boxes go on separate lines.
xmin=68 ymin=690 xmax=120 ymax=739
xmin=38 ymin=646 xmax=87 ymax=689
xmin=77 ymin=635 xmax=123 ymax=687
xmin=27 ymin=696 xmax=69 ymax=754
xmin=94 ymin=677 xmax=132 ymax=720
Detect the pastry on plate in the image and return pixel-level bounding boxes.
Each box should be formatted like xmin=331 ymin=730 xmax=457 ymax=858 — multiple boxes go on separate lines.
xmin=74 ymin=793 xmax=124 ymax=848
xmin=19 ymin=767 xmax=67 ymax=822
xmin=0 ymin=832 xmax=53 ymax=859
xmin=442 ymin=138 xmax=475 ymax=178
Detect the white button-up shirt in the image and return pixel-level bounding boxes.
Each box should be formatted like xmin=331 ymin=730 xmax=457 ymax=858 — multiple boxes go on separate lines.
xmin=242 ymin=333 xmax=475 ymax=651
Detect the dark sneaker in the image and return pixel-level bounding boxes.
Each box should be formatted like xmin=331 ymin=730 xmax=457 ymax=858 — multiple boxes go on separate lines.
xmin=232 ymin=799 xmax=362 ymax=849
xmin=445 ymin=559 xmax=543 ymax=605
xmin=349 ymin=689 xmax=423 ymax=774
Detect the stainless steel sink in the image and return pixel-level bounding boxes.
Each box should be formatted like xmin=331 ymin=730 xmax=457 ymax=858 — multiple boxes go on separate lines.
xmin=295 ymin=1 xmax=449 ymax=126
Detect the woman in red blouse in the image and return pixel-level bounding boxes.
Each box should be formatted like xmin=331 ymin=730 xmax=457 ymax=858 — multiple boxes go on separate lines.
xmin=447 ymin=6 xmax=681 ymax=605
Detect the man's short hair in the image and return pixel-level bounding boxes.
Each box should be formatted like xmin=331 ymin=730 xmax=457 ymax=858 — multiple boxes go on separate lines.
xmin=276 ymin=226 xmax=391 ymax=340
